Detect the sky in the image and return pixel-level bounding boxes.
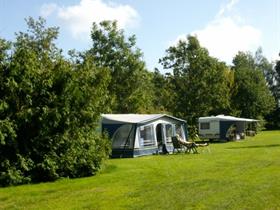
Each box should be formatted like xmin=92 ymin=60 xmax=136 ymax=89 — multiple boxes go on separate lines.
xmin=0 ymin=0 xmax=279 ymax=71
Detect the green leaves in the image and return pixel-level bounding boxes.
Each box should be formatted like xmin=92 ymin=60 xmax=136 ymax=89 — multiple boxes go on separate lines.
xmin=159 ymin=36 xmax=232 ymax=127
xmin=88 ymin=20 xmax=154 ymax=113
xmin=0 ymin=18 xmax=111 ymax=186
xmin=232 ymin=51 xmax=275 ymax=119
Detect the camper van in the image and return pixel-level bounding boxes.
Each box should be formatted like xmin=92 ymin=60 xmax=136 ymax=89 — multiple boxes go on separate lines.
xmin=101 ymin=114 xmax=188 ymax=158
xmin=199 ymin=115 xmax=257 ymax=141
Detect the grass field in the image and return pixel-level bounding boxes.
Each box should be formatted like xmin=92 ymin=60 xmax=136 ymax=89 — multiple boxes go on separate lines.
xmin=1 ymin=131 xmax=280 ymax=210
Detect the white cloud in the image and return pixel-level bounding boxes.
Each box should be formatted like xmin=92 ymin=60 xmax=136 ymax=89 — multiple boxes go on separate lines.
xmin=40 ymin=0 xmax=139 ymax=39
xmin=40 ymin=3 xmax=58 ymax=18
xmin=173 ymin=0 xmax=262 ymax=64
xmin=192 ymin=17 xmax=261 ymax=63
xmin=217 ymin=0 xmax=239 ymax=17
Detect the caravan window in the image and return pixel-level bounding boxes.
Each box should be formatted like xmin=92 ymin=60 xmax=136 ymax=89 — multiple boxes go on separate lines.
xmin=200 ymin=122 xmax=210 ymax=130
xmin=165 ymin=124 xmax=173 ymax=143
xmin=139 ymin=125 xmax=155 ymax=147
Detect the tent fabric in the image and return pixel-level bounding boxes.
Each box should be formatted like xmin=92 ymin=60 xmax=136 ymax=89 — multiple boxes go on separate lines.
xmin=199 ymin=115 xmax=258 ymax=122
xmin=101 ymin=114 xmax=186 ymax=124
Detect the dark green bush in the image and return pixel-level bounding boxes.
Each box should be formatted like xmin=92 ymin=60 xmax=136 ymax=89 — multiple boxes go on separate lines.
xmin=0 ymin=18 xmax=111 ymax=186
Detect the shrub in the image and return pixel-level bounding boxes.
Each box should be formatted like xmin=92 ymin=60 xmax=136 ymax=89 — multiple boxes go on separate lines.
xmin=0 ymin=18 xmax=111 ymax=186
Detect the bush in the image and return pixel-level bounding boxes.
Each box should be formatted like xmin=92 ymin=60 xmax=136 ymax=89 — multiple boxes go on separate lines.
xmin=0 ymin=18 xmax=111 ymax=186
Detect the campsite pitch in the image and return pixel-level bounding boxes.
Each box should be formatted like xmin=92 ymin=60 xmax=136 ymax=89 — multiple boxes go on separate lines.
xmin=1 ymin=131 xmax=280 ymax=210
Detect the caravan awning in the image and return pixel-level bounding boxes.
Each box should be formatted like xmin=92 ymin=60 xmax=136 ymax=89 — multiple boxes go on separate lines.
xmin=199 ymin=115 xmax=258 ymax=122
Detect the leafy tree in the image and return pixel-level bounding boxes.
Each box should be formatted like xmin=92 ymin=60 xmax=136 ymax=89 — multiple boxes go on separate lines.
xmin=151 ymin=69 xmax=174 ymax=113
xmin=87 ymin=21 xmax=155 ymax=113
xmin=232 ymin=51 xmax=275 ymax=120
xmin=275 ymin=58 xmax=280 ymax=103
xmin=254 ymin=49 xmax=273 ymax=82
xmin=159 ymin=36 xmax=232 ymax=132
xmin=0 ymin=17 xmax=111 ymax=186
xmin=264 ymin=54 xmax=280 ymax=129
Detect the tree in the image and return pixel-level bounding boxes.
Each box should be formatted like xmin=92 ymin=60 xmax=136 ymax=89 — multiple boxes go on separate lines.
xmin=0 ymin=17 xmax=111 ymax=186
xmin=271 ymin=57 xmax=280 ymax=110
xmin=263 ymin=54 xmax=280 ymax=129
xmin=231 ymin=51 xmax=275 ymax=120
xmin=151 ymin=69 xmax=174 ymax=113
xmin=159 ymin=36 xmax=232 ymax=133
xmin=87 ymin=21 xmax=155 ymax=113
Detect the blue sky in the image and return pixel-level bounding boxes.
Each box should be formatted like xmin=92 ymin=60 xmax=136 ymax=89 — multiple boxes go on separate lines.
xmin=0 ymin=0 xmax=279 ymax=71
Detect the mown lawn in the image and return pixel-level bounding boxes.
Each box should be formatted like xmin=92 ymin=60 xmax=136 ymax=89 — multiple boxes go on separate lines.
xmin=1 ymin=131 xmax=280 ymax=210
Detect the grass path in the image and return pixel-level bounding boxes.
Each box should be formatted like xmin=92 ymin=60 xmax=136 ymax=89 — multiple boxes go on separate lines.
xmin=1 ymin=131 xmax=280 ymax=210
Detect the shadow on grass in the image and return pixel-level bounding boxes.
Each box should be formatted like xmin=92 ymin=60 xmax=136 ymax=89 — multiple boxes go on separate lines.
xmin=0 ymin=196 xmax=8 ymax=202
xmin=226 ymin=144 xmax=280 ymax=149
xmin=100 ymin=164 xmax=118 ymax=174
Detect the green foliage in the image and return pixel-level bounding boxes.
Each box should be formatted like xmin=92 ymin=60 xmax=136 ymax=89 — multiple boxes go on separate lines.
xmin=88 ymin=21 xmax=155 ymax=113
xmin=263 ymin=52 xmax=280 ymax=129
xmin=0 ymin=155 xmax=33 ymax=186
xmin=0 ymin=17 xmax=111 ymax=186
xmin=232 ymin=51 xmax=275 ymax=119
xmin=159 ymin=36 xmax=232 ymax=127
xmin=151 ymin=69 xmax=174 ymax=113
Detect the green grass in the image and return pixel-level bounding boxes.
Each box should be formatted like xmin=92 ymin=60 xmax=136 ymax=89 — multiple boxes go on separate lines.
xmin=1 ymin=131 xmax=280 ymax=210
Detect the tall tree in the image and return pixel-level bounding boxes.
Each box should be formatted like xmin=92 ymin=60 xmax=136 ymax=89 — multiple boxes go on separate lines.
xmin=151 ymin=69 xmax=174 ymax=113
xmin=87 ymin=21 xmax=155 ymax=113
xmin=254 ymin=48 xmax=277 ymax=98
xmin=253 ymin=48 xmax=280 ymax=128
xmin=232 ymin=51 xmax=275 ymax=120
xmin=159 ymin=36 xmax=232 ymax=130
xmin=274 ymin=58 xmax=280 ymax=105
xmin=264 ymin=55 xmax=280 ymax=129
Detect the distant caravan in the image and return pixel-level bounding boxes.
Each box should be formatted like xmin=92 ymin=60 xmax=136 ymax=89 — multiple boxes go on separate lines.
xmin=198 ymin=115 xmax=258 ymax=141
